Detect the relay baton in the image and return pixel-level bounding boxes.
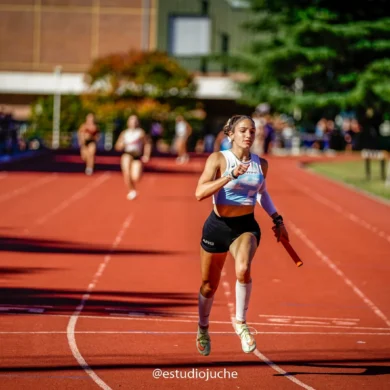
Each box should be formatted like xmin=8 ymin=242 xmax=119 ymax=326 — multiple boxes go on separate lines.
xmin=272 ymin=227 xmax=303 ymax=267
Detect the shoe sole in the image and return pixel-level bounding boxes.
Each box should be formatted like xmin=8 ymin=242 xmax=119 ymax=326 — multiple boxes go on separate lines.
xmin=243 ymin=343 xmax=256 ymax=353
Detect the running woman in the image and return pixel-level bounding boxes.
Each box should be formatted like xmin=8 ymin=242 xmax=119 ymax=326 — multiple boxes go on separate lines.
xmin=195 ymin=114 xmax=289 ymax=356
xmin=78 ymin=113 xmax=100 ymax=175
xmin=115 ymin=114 xmax=151 ymax=200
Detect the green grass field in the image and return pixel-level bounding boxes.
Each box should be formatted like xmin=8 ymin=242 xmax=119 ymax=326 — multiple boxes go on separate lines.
xmin=308 ymin=159 xmax=390 ymax=200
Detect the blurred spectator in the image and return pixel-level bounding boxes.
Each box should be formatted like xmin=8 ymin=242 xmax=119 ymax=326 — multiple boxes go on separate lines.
xmin=328 ymin=119 xmax=347 ymax=151
xmin=195 ymin=118 xmax=215 ymax=153
xmin=279 ymin=114 xmax=295 ymax=151
xmin=214 ymin=129 xmax=231 ymax=152
xmin=0 ymin=107 xmax=17 ymax=155
xmin=149 ymin=115 xmax=164 ymax=154
xmin=250 ymin=111 xmax=264 ymax=155
xmin=262 ymin=113 xmax=275 ymax=155
xmin=253 ymin=103 xmax=275 ymax=154
xmin=314 ymin=118 xmax=327 ymax=150
xmin=324 ymin=119 xmax=335 ymax=151
xmin=0 ymin=106 xmax=6 ymax=155
xmin=256 ymin=103 xmax=270 ymax=115
xmin=346 ymin=118 xmax=361 ymax=151
xmin=202 ymin=133 xmax=215 ymax=153
xmin=341 ymin=118 xmax=353 ymax=152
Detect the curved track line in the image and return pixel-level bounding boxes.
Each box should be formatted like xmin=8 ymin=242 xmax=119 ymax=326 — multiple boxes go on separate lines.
xmin=220 ymin=276 xmax=315 ymax=389
xmin=66 ymin=214 xmax=133 ymax=390
xmin=288 ymin=220 xmax=390 ymax=327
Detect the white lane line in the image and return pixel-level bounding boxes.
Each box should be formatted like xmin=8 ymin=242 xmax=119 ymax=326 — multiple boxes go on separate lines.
xmin=288 ymin=220 xmax=390 ymax=328
xmin=5 ymin=312 xmax=390 ymax=331
xmin=220 ymin=280 xmax=315 ymax=389
xmin=293 ymin=320 xmax=329 ymax=325
xmin=109 ymin=317 xmax=388 ymax=331
xmin=66 ymin=214 xmax=133 ymax=390
xmin=35 ymin=172 xmax=111 ymax=225
xmin=126 ymin=311 xmax=198 ymax=318
xmin=287 ymin=178 xmax=390 ymax=244
xmin=104 ymin=308 xmax=198 ymax=316
xmin=258 ymin=314 xmax=360 ymax=321
xmin=0 ymin=174 xmax=57 ymax=204
xmin=103 ymin=308 xmax=198 ymax=318
xmin=1 ymin=330 xmax=390 ymax=336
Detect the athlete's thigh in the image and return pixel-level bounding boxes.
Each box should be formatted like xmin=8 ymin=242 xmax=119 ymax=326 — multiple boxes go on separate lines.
xmin=88 ymin=141 xmax=97 ymax=155
xmin=80 ymin=146 xmax=87 ymax=160
xmin=131 ymin=159 xmax=142 ymax=181
xmin=200 ymin=246 xmax=227 ymax=286
xmin=229 ymin=233 xmax=258 ymax=269
xmin=176 ymin=137 xmax=184 ymax=153
xmin=120 ymin=153 xmax=132 ymax=173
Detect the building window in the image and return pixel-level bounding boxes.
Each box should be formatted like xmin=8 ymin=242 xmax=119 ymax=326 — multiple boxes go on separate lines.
xmin=169 ymin=16 xmax=211 ymax=56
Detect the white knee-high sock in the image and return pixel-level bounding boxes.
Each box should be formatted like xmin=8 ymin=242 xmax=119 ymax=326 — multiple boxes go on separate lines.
xmin=198 ymin=291 xmax=214 ymax=328
xmin=236 ymin=280 xmax=252 ymax=322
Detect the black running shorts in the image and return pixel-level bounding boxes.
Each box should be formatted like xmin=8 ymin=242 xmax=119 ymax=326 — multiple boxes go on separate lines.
xmin=123 ymin=151 xmax=141 ymax=160
xmin=200 ymin=211 xmax=261 ymax=253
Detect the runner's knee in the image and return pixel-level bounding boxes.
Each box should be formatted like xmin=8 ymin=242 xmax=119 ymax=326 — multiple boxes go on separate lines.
xmin=200 ymin=281 xmax=218 ymax=298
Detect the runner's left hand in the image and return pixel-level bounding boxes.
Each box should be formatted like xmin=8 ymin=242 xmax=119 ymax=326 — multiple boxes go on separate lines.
xmin=273 ymin=224 xmax=289 ymax=242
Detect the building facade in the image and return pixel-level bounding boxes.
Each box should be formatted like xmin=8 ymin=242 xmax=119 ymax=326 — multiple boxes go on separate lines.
xmin=157 ymin=0 xmax=251 ymax=75
xmin=0 ymin=0 xmax=254 ymax=121
xmin=0 ymin=0 xmax=156 ymax=73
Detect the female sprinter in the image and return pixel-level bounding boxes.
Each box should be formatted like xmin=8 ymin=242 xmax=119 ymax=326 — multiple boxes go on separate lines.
xmin=115 ymin=114 xmax=151 ymax=200
xmin=78 ymin=113 xmax=100 ymax=175
xmin=173 ymin=115 xmax=192 ymax=164
xmin=195 ymin=114 xmax=289 ymax=356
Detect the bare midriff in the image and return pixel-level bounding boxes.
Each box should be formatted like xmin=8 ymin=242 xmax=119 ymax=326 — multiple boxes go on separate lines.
xmin=214 ymin=204 xmax=255 ymax=218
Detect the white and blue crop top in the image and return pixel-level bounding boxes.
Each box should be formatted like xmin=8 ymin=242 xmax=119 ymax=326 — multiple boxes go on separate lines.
xmin=213 ymin=150 xmax=264 ymax=206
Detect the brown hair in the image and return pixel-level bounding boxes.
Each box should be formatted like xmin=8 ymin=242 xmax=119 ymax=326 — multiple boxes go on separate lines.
xmin=222 ymin=115 xmax=254 ymax=136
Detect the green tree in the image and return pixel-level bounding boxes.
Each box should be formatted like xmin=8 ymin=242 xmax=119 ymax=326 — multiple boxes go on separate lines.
xmin=86 ymin=50 xmax=196 ymax=100
xmin=29 ymin=95 xmax=86 ymax=147
xmin=236 ymin=0 xmax=390 ymax=123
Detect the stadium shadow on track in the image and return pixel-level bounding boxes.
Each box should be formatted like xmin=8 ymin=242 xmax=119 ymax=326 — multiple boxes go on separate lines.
xmin=0 ymin=286 xmax=197 ymax=317
xmin=0 ymin=236 xmax=184 ymax=256
xmin=0 ymin=358 xmax=389 ymax=375
xmin=0 ymin=151 xmax=203 ymax=175
xmin=274 ymin=360 xmax=390 ymax=376
xmin=0 ymin=266 xmax=57 ymax=278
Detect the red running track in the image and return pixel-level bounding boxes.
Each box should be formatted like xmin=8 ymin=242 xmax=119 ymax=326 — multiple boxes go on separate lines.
xmin=0 ymin=153 xmax=389 ymax=390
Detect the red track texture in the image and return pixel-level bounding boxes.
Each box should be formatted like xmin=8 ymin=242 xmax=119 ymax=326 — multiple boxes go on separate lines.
xmin=0 ymin=153 xmax=389 ymax=390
